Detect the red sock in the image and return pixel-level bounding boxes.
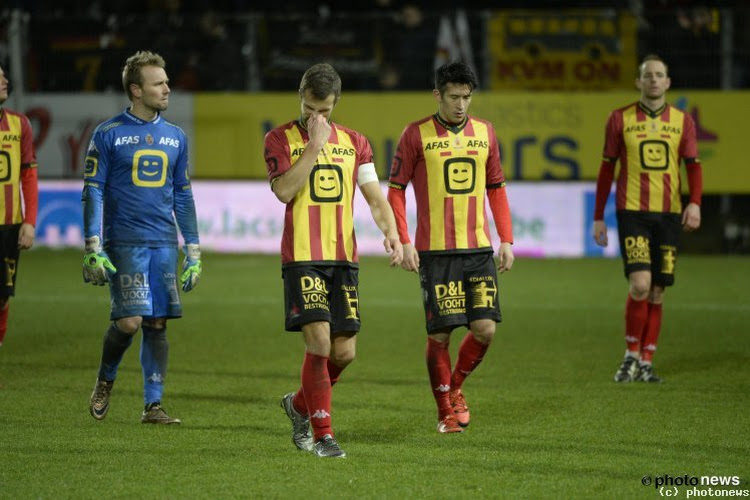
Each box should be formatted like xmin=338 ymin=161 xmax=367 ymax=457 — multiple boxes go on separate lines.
xmin=292 ymin=388 xmax=307 ymax=417
xmin=301 ymin=352 xmax=332 ymax=440
xmin=625 ymin=295 xmax=648 ymax=354
xmin=292 ymin=359 xmax=345 ymax=417
xmin=450 ymin=332 xmax=490 ymax=391
xmin=426 ymin=337 xmax=452 ymax=419
xmin=327 ymin=359 xmax=344 ymax=386
xmin=640 ymin=303 xmax=663 ymax=363
xmin=0 ymin=303 xmax=8 ymax=345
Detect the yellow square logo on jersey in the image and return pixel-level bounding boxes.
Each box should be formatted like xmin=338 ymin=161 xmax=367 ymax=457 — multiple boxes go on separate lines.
xmin=84 ymin=156 xmax=98 ymax=178
xmin=310 ymin=164 xmax=343 ymax=202
xmin=444 ymin=157 xmax=476 ymax=194
xmin=132 ymin=150 xmax=168 ymax=187
xmin=640 ymin=140 xmax=669 ymax=170
xmin=0 ymin=151 xmax=11 ymax=182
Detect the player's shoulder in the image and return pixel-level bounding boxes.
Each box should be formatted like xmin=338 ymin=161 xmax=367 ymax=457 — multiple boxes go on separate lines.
xmin=264 ymin=120 xmax=297 ymax=141
xmin=332 ymin=121 xmax=370 ymax=144
xmin=1 ymin=107 xmax=24 ymax=120
xmin=93 ymin=112 xmax=128 ymax=136
xmin=160 ymin=116 xmax=187 ymax=137
xmin=665 ymin=103 xmax=689 ymax=120
xmin=467 ymin=114 xmax=495 ymax=131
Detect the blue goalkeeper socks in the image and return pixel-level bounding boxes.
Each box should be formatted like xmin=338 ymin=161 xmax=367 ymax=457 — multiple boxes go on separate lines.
xmin=98 ymin=323 xmax=135 ymax=381
xmin=140 ymin=325 xmax=169 ymax=405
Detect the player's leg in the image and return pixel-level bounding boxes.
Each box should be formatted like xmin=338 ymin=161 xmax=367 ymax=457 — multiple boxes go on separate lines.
xmin=0 ymin=225 xmax=21 ymax=346
xmin=615 ymin=212 xmax=653 ymax=382
xmin=638 ymin=285 xmax=664 ymax=383
xmin=301 ymin=321 xmax=347 ymax=457
xmin=139 ymin=246 xmax=182 ymax=424
xmin=327 ymin=266 xmax=360 ymax=385
xmin=420 ymin=253 xmax=464 ymax=433
xmin=637 ymin=214 xmax=679 ymax=382
xmin=451 ymin=253 xmax=502 ymax=426
xmin=89 ymin=246 xmax=151 ymax=420
xmin=280 ymin=266 xmax=332 ymax=452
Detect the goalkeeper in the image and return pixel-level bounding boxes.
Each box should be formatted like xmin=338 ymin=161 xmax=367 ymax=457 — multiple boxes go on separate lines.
xmin=81 ymin=51 xmax=202 ymax=425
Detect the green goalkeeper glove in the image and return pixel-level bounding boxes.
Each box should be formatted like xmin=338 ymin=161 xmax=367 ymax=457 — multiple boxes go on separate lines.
xmin=180 ymin=243 xmax=202 ymax=292
xmin=82 ymin=236 xmax=117 ymax=285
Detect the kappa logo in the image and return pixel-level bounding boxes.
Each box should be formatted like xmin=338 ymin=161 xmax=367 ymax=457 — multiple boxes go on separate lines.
xmin=435 ymin=384 xmax=451 ymax=393
xmin=147 ymin=372 xmax=164 ymax=383
xmin=311 ymin=409 xmax=331 ymax=419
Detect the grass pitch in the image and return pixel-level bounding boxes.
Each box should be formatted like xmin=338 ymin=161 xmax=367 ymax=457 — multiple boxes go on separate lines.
xmin=1 ymin=250 xmax=748 ymax=498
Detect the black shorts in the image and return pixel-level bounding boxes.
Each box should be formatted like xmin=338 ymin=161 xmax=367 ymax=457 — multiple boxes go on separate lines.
xmin=282 ymin=264 xmax=360 ymax=333
xmin=0 ymin=224 xmax=21 ymax=298
xmin=616 ymin=210 xmax=681 ymax=287
xmin=418 ymin=251 xmax=502 ymax=333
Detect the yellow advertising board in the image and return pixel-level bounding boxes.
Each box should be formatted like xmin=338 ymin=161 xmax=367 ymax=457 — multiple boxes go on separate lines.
xmin=194 ymin=91 xmax=750 ymax=194
xmin=487 ymin=11 xmax=637 ymax=90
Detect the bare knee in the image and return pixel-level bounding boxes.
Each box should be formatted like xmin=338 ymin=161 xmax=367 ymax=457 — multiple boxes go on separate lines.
xmin=470 ymin=320 xmax=495 ymax=345
xmin=649 ymin=286 xmax=665 ymax=304
xmin=330 ymin=333 xmax=356 ymax=367
xmin=628 ymin=272 xmax=652 ymax=300
xmin=115 ymin=316 xmax=142 ymax=334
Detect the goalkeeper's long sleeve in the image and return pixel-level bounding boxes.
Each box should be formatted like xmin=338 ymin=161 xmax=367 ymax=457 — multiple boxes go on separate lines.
xmin=174 ymin=185 xmax=199 ymax=245
xmin=82 ymin=183 xmax=104 ymax=240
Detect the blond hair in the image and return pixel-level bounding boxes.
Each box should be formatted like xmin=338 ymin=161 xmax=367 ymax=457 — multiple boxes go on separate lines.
xmin=122 ymin=51 xmax=166 ymax=100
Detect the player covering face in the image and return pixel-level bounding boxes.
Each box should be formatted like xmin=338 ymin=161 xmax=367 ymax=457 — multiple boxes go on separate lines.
xmin=265 ymin=63 xmax=402 ymax=458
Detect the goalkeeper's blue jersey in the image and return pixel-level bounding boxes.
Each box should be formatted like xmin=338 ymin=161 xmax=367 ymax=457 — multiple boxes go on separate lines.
xmin=83 ymin=110 xmax=191 ymax=247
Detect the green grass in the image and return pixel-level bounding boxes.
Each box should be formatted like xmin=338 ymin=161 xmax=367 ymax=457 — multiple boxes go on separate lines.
xmin=1 ymin=250 xmax=749 ymax=499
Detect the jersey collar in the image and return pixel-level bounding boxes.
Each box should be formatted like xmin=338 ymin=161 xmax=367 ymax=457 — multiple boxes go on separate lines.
xmin=637 ymin=101 xmax=667 ymax=118
xmin=434 ymin=113 xmax=468 ymax=134
xmin=124 ymin=108 xmax=162 ymax=125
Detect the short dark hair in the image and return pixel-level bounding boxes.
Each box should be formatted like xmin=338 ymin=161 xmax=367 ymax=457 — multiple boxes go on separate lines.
xmin=122 ymin=51 xmax=166 ymax=100
xmin=435 ymin=62 xmax=478 ymax=94
xmin=299 ymin=63 xmax=342 ymax=102
xmin=638 ymin=54 xmax=669 ymax=77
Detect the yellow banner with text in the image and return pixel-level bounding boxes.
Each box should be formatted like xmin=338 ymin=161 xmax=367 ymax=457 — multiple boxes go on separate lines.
xmin=194 ymin=91 xmax=749 ymax=193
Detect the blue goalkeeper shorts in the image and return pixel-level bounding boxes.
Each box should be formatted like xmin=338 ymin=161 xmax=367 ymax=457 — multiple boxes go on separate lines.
xmin=107 ymin=246 xmax=182 ymax=320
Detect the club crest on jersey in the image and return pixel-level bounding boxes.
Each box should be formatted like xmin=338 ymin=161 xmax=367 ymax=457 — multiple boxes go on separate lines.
xmin=145 ymin=133 xmax=154 ymax=145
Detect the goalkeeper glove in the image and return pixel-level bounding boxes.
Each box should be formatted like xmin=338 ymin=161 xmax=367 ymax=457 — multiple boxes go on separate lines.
xmin=82 ymin=236 xmax=117 ymax=285
xmin=180 ymin=243 xmax=202 ymax=292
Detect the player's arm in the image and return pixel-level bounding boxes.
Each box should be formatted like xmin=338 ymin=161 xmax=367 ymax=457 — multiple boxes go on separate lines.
xmin=271 ymin=115 xmax=330 ymax=203
xmin=174 ymin=145 xmax=201 ymax=292
xmin=485 ymin=124 xmax=514 ymax=273
xmin=593 ymin=159 xmax=617 ymax=246
xmin=360 ymin=168 xmax=403 ymax=267
xmin=18 ymin=114 xmax=38 ymax=250
xmin=680 ymin=114 xmax=702 ymax=232
xmin=387 ymin=130 xmax=418 ymax=272
xmin=81 ymin=131 xmax=116 ymax=285
xmin=593 ymin=111 xmax=623 ymax=247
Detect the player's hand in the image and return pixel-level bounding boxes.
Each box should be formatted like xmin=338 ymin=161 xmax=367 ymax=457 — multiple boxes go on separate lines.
xmin=83 ymin=236 xmax=116 ymax=285
xmin=593 ymin=220 xmax=608 ymax=247
xmin=180 ymin=243 xmax=202 ymax=292
xmin=497 ymin=242 xmax=514 ymax=274
xmin=682 ymin=203 xmax=701 ymax=232
xmin=384 ymin=236 xmax=403 ymax=267
xmin=401 ymin=243 xmax=419 ymax=272
xmin=18 ymin=223 xmax=35 ymax=250
xmin=307 ymin=114 xmax=331 ymax=150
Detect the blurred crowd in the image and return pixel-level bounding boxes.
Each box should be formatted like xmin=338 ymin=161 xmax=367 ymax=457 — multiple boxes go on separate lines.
xmin=1 ymin=0 xmax=748 ymax=91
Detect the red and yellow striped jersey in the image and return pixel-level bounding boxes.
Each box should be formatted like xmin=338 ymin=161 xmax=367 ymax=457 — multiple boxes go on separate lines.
xmin=0 ymin=108 xmax=37 ymax=225
xmin=264 ymin=120 xmax=373 ymax=266
xmin=603 ymin=102 xmax=699 ymax=214
xmin=388 ymin=114 xmax=505 ymax=252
